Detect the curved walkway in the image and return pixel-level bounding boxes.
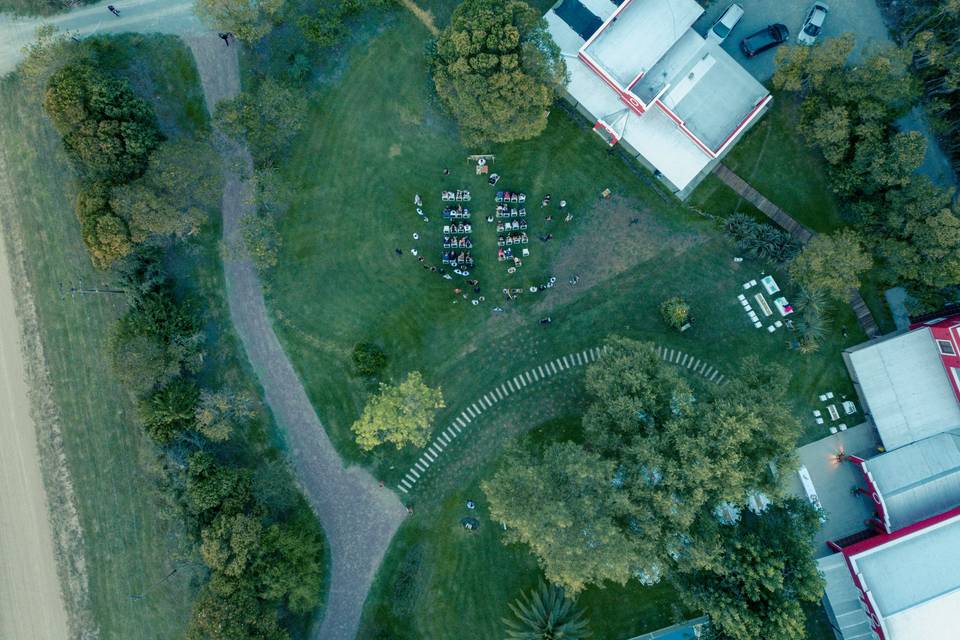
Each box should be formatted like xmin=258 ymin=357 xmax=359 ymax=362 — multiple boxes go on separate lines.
xmin=185 ymin=39 xmax=406 ymax=640
xmin=398 ymin=344 xmax=725 ymax=494
xmin=0 ymin=6 xmax=407 ymax=638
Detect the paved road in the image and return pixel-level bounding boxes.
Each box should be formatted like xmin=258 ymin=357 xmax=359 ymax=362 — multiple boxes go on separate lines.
xmin=0 ymin=4 xmax=407 ymax=639
xmin=0 ymin=0 xmax=202 ymax=75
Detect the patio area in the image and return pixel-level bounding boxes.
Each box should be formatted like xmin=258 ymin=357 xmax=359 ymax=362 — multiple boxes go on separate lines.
xmin=787 ymin=422 xmax=879 ymax=557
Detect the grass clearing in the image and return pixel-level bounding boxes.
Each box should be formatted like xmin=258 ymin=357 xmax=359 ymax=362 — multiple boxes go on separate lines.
xmin=690 ymin=93 xmax=845 ymax=234
xmin=258 ymin=8 xmax=855 ymax=637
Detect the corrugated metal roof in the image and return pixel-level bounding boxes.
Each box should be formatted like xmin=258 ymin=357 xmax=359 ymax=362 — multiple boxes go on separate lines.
xmin=848 ymin=328 xmax=960 ymax=450
xmin=852 ymin=514 xmax=960 ymax=640
xmin=865 ymin=431 xmax=960 ymax=531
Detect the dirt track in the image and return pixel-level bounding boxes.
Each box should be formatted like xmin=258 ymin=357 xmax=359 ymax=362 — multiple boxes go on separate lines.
xmin=0 ymin=230 xmax=69 ymax=640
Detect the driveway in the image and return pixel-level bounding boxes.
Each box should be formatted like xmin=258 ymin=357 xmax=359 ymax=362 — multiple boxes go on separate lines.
xmin=693 ymin=0 xmax=892 ymax=81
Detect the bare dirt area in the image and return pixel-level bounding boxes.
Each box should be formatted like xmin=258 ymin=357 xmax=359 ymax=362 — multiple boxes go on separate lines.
xmin=540 ymin=196 xmax=707 ymax=311
xmin=0 ymin=233 xmax=70 ymax=640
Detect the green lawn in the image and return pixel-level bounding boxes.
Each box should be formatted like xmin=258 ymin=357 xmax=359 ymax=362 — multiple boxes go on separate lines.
xmin=360 ymin=414 xmax=688 ymax=640
xmin=258 ymin=6 xmax=855 ymax=638
xmin=689 ymin=92 xmax=845 ymax=234
xmin=0 ymin=35 xmax=288 ymax=639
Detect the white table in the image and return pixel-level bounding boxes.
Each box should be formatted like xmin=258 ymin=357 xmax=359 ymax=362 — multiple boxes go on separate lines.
xmin=761 ymin=275 xmax=780 ymax=295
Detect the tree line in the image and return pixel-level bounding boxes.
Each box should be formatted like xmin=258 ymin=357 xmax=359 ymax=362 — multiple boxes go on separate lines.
xmin=31 ymin=34 xmax=326 ymax=640
xmin=483 ymin=337 xmax=824 ymax=640
xmin=773 ymin=35 xmax=960 ymax=313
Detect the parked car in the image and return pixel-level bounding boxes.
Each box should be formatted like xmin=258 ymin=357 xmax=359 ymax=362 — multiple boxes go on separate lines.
xmin=798 ymin=2 xmax=830 ymax=45
xmin=740 ymin=23 xmax=789 ymax=57
xmin=708 ymin=3 xmax=745 ymax=43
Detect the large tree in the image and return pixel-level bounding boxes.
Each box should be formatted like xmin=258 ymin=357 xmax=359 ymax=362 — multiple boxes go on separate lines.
xmin=484 ymin=441 xmax=636 ymax=593
xmin=351 ymin=371 xmax=445 ymax=451
xmin=672 ymin=499 xmax=825 ymax=640
xmin=214 ymin=78 xmax=308 ymax=160
xmin=43 ymin=62 xmax=161 ymax=183
xmin=194 ymin=0 xmax=285 ymax=42
xmin=788 ymin=229 xmax=873 ymax=301
xmin=486 ymin=338 xmax=802 ymax=593
xmin=432 ymin=0 xmax=566 ymax=145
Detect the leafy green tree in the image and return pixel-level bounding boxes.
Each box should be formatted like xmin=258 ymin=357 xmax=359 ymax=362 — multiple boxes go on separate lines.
xmin=75 ymin=181 xmax=133 ymax=268
xmin=253 ymin=512 xmax=325 ymax=615
xmin=352 ymin=342 xmax=387 ymax=378
xmin=351 ymin=371 xmax=445 ymax=451
xmin=201 ymin=512 xmax=263 ymax=580
xmin=432 ymin=0 xmax=566 ymax=145
xmin=484 ymin=442 xmax=635 ymax=594
xmin=241 ymin=212 xmax=281 ymax=271
xmin=659 ymin=296 xmax=690 ymax=330
xmin=109 ymin=285 xmax=204 ymax=393
xmin=138 ymin=376 xmax=200 ymax=444
xmin=186 ymin=584 xmax=289 ymax=640
xmin=788 ymin=230 xmax=873 ymax=301
xmin=195 ymin=388 xmax=257 ymax=443
xmin=672 ymin=499 xmax=824 ymax=640
xmin=194 ymin=0 xmax=285 ymax=42
xmin=186 ymin=452 xmax=253 ymax=517
xmin=110 ymin=140 xmax=220 ymax=244
xmin=772 ymin=33 xmax=854 ymax=94
xmin=43 ymin=62 xmax=161 ymax=183
xmin=215 ymin=79 xmax=308 ymax=160
xmin=504 ymin=580 xmax=592 ymax=640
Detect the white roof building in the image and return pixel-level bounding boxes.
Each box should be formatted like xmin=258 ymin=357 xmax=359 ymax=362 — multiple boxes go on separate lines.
xmin=844 ymin=328 xmax=960 ymax=451
xmin=820 ymin=509 xmax=960 ymax=640
xmin=854 ymin=431 xmax=960 ymax=532
xmin=546 ymin=0 xmax=771 ymax=196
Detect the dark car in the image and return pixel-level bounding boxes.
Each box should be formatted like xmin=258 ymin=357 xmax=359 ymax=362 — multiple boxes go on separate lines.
xmin=740 ymin=23 xmax=789 ymax=57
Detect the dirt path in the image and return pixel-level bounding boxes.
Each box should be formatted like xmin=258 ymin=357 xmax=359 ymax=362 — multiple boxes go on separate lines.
xmin=398 ymin=0 xmax=439 ymax=35
xmin=0 ymin=170 xmax=70 ymax=639
xmin=185 ymin=37 xmax=407 ymax=640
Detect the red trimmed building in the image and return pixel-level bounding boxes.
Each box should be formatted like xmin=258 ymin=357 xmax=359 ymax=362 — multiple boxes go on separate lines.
xmin=545 ymin=0 xmax=770 ymax=197
xmin=820 ymin=313 xmax=960 ymax=639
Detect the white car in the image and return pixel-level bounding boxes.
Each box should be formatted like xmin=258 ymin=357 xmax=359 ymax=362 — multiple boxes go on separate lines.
xmin=708 ymin=3 xmax=745 ymax=44
xmin=798 ymin=2 xmax=829 ymax=45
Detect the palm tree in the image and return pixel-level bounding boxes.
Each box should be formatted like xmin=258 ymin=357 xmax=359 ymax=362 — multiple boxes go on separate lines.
xmin=503 ymin=581 xmax=591 ymax=640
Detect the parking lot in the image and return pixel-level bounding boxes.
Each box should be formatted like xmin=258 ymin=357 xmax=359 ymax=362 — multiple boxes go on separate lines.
xmin=692 ymin=0 xmax=894 ymax=81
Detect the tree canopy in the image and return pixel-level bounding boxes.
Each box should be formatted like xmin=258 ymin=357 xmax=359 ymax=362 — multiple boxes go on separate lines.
xmin=432 ymin=0 xmax=566 ymax=145
xmin=788 ymin=229 xmax=873 ymax=301
xmin=214 ymin=78 xmax=308 ymax=161
xmin=194 ymin=0 xmax=285 ymax=42
xmin=672 ymin=499 xmax=824 ymax=640
xmin=351 ymin=371 xmax=445 ymax=451
xmin=43 ymin=62 xmax=161 ymax=183
xmin=485 ymin=337 xmax=802 ymax=593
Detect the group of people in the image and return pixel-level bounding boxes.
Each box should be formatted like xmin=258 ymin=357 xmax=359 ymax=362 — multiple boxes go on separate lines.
xmin=439 ymin=190 xmax=474 ymax=268
xmin=495 ymin=191 xmax=526 ymax=204
xmin=441 ymin=190 xmax=472 ymax=202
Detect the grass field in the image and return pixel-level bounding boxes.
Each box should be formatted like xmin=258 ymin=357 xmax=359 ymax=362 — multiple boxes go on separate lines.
xmin=689 ymin=92 xmax=846 ymax=234
xmin=257 ymin=4 xmax=852 ymax=638
xmin=0 ymin=34 xmax=285 ymax=639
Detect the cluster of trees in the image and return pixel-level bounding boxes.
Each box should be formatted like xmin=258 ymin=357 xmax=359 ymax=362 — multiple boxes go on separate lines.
xmin=723 ymin=213 xmax=801 ymax=264
xmin=43 ymin=60 xmax=222 ymax=268
xmin=108 ymin=252 xmax=326 ymax=640
xmin=483 ymin=338 xmax=822 ymax=639
xmin=893 ymin=1 xmax=960 ymax=174
xmin=774 ymin=36 xmax=960 ymax=309
xmin=431 ymin=0 xmax=567 ymax=145
xmin=33 ymin=38 xmax=326 ymax=638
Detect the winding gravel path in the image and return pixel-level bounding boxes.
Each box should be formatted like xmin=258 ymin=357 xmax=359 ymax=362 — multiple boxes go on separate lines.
xmin=0 ymin=5 xmax=407 ymax=638
xmin=185 ymin=38 xmax=406 ymax=640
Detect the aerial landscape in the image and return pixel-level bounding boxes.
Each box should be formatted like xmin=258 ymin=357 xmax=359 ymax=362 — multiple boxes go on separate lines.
xmin=1 ymin=0 xmax=959 ymax=639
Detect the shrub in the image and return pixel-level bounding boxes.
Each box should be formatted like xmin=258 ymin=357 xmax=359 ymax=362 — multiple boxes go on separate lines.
xmin=660 ymin=296 xmax=690 ymax=330
xmin=723 ymin=213 xmax=800 ymax=263
xmin=352 ymin=342 xmax=387 ymax=378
